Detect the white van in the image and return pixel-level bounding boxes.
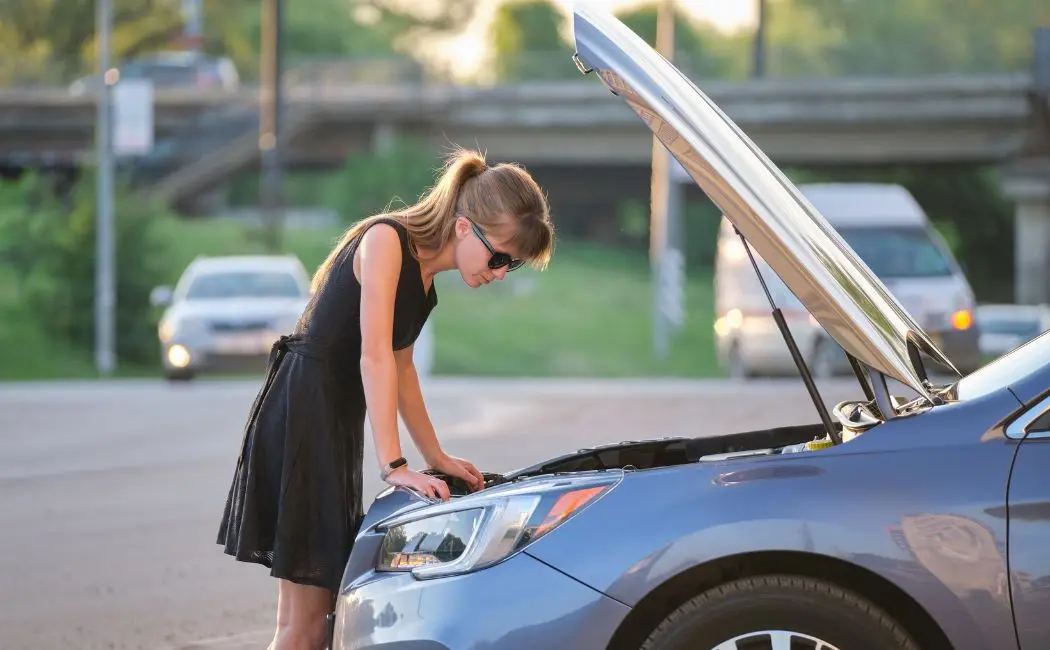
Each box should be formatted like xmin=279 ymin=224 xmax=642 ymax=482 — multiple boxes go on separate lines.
xmin=714 ymin=182 xmax=981 ymax=378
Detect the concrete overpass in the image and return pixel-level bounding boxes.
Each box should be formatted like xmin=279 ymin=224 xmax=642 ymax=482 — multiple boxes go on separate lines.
xmin=1 ymin=71 xmax=1048 ymax=303
xmin=0 ymin=73 xmax=1039 ymax=169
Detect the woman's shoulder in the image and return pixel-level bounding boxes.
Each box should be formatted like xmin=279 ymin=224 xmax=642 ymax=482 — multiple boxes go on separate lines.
xmin=362 ymin=216 xmax=409 ymax=245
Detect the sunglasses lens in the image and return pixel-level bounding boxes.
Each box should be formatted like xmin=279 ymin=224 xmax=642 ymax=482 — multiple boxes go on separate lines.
xmin=488 ymin=254 xmax=525 ymax=271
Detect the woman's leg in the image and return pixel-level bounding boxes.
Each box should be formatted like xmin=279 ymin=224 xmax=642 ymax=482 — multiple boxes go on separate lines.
xmin=269 ymin=579 xmax=335 ymax=650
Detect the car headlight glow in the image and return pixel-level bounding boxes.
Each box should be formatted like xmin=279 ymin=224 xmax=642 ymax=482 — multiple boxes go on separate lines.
xmin=375 ymin=475 xmax=617 ymax=579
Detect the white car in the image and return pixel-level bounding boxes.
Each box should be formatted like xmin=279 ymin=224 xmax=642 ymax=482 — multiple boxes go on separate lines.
xmin=714 ymin=183 xmax=982 ymax=378
xmin=150 ymin=255 xmax=311 ymax=380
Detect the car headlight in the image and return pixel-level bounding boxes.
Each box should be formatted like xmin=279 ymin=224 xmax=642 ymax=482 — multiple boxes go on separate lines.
xmin=375 ymin=474 xmax=618 ymax=579
xmin=159 ymin=316 xmax=207 ymax=341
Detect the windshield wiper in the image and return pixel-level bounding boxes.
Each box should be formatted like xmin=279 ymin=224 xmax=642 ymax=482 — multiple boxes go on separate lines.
xmin=735 ymin=228 xmax=842 ymax=445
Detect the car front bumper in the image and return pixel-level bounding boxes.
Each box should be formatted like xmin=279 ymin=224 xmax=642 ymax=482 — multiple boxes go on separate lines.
xmin=160 ymin=333 xmax=275 ymax=376
xmin=332 ymin=551 xmax=630 ymax=650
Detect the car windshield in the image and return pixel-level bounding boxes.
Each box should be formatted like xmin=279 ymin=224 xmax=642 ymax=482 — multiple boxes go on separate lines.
xmin=835 ymin=227 xmax=953 ymax=278
xmin=185 ymin=270 xmax=304 ymax=300
xmin=953 ymin=330 xmax=1050 ymax=400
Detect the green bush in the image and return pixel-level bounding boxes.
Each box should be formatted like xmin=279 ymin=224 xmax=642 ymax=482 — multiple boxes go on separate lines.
xmin=0 ymin=172 xmax=180 ymax=367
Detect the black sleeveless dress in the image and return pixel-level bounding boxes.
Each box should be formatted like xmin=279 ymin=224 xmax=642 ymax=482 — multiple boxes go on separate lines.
xmin=216 ymin=217 xmax=438 ymax=592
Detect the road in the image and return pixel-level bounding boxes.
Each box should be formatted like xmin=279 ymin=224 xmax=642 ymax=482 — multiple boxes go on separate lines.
xmin=1 ymin=376 xmax=867 ymax=650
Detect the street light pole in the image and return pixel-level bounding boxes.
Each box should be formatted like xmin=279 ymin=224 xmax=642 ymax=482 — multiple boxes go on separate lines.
xmin=95 ymin=0 xmax=116 ymax=376
xmin=752 ymin=0 xmax=767 ymax=78
xmin=650 ymin=0 xmax=678 ymax=359
xmin=259 ymin=0 xmax=285 ymax=253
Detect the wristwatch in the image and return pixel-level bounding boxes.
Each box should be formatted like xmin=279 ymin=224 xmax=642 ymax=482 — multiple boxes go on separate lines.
xmin=381 ymin=456 xmax=408 ymax=481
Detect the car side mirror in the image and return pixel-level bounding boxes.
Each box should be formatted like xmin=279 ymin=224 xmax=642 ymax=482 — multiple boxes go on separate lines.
xmin=150 ymin=285 xmax=173 ymax=307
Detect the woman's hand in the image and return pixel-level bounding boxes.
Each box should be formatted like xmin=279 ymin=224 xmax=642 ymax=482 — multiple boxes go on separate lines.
xmin=427 ymin=452 xmax=485 ymax=492
xmin=384 ymin=467 xmax=451 ymax=501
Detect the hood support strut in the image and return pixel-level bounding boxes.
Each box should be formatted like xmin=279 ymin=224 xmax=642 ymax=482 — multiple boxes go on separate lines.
xmin=737 ymin=228 xmax=842 ymax=445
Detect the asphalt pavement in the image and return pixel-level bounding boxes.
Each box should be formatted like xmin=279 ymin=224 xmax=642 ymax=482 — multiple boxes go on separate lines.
xmin=1 ymin=375 xmax=866 ymax=650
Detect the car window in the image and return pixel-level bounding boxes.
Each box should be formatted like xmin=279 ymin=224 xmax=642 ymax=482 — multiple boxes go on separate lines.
xmin=185 ymin=270 xmax=305 ymax=300
xmin=953 ymin=330 xmax=1050 ymax=400
xmin=835 ymin=226 xmax=953 ymax=278
xmin=1028 ymin=409 xmax=1050 ymax=434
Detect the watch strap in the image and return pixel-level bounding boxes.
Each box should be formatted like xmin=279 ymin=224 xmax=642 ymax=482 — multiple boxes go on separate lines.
xmin=381 ymin=456 xmax=408 ymax=480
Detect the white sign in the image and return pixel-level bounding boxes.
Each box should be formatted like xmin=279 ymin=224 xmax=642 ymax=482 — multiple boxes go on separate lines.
xmin=113 ymin=79 xmax=154 ymax=156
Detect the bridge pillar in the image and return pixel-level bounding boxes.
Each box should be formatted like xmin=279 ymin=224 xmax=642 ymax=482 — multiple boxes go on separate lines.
xmin=372 ymin=121 xmax=397 ymax=155
xmin=1002 ymin=159 xmax=1050 ymax=304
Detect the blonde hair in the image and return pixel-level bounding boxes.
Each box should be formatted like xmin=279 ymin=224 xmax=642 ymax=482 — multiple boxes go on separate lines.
xmin=312 ymin=147 xmax=554 ymax=292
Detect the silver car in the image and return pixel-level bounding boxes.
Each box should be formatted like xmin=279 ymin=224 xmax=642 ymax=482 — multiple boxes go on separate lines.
xmin=150 ymin=255 xmax=310 ymax=380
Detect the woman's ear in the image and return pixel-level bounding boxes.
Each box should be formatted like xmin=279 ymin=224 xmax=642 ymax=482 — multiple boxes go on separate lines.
xmin=453 ymin=215 xmax=470 ymax=239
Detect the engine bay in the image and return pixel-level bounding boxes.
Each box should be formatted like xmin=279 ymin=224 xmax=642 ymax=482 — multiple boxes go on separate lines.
xmin=419 ymin=405 xmax=884 ymax=499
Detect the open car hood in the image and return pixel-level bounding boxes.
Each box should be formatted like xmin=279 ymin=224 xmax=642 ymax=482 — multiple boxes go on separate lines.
xmin=571 ymin=7 xmax=957 ymax=399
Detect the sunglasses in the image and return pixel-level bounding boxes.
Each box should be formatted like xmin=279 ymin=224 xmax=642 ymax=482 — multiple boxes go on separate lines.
xmin=466 ymin=218 xmax=525 ymax=271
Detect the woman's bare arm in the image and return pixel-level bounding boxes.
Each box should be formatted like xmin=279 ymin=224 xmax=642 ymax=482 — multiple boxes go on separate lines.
xmin=357 ymin=224 xmax=405 ymax=470
xmin=393 ymin=346 xmax=442 ymax=465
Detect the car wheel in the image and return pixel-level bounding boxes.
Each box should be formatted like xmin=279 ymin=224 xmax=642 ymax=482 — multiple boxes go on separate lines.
xmin=640 ymin=575 xmax=920 ymax=650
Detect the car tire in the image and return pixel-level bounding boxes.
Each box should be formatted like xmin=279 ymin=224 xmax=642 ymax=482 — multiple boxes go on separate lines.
xmin=640 ymin=574 xmax=921 ymax=650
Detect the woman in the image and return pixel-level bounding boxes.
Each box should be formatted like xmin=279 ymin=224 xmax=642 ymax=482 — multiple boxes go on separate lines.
xmin=216 ymin=147 xmax=555 ymax=650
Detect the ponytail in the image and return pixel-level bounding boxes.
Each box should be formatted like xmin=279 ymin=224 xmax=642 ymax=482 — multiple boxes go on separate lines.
xmin=311 ymin=148 xmax=487 ymax=292
xmin=311 ymin=145 xmax=552 ymax=291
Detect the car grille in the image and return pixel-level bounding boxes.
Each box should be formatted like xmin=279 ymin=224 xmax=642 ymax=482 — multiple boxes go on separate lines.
xmin=210 ymin=320 xmax=272 ymax=332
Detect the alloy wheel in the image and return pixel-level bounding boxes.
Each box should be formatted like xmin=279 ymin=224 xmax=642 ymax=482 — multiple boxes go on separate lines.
xmin=713 ymin=630 xmax=843 ymax=650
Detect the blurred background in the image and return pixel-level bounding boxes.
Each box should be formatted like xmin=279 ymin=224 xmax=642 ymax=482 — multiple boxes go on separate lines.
xmin=0 ymin=0 xmax=1049 ymax=382
xmin=4 ymin=4 xmax=1050 ymax=650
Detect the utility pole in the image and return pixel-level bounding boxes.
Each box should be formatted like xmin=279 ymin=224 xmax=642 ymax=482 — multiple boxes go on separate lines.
xmin=650 ymin=0 xmax=679 ymax=359
xmin=180 ymin=0 xmax=204 ymax=52
xmin=95 ymin=0 xmax=116 ymax=376
xmin=259 ymin=0 xmax=285 ymax=253
xmin=752 ymin=0 xmax=767 ymax=78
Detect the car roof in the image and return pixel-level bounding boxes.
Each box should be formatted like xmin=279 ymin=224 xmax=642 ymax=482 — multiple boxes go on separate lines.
xmin=186 ymin=255 xmax=307 ymax=273
xmin=797 ymin=183 xmax=928 ymax=227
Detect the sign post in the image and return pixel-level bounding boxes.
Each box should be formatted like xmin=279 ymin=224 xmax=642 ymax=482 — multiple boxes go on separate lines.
xmin=95 ymin=0 xmax=115 ymax=376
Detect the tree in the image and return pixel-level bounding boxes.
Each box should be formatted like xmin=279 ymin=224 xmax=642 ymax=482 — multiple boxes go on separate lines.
xmin=614 ymin=2 xmax=748 ymax=80
xmin=0 ymin=0 xmax=184 ymax=84
xmin=0 ymin=0 xmax=481 ymax=86
xmin=489 ymin=0 xmax=575 ymax=82
xmin=783 ymin=0 xmax=1050 ymax=76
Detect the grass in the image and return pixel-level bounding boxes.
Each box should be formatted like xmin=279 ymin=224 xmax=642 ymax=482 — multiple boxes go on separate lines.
xmin=0 ymin=269 xmax=98 ymax=380
xmin=0 ymin=220 xmax=723 ymax=381
xmin=429 ymin=243 xmax=720 ymax=377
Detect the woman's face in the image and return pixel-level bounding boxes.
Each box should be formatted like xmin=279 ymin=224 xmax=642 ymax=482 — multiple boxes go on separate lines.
xmin=453 ymin=216 xmax=520 ymax=289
